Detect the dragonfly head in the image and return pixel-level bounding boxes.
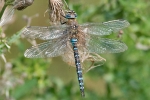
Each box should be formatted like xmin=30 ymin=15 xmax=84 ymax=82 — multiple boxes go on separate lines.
xmin=65 ymin=10 xmax=77 ymax=19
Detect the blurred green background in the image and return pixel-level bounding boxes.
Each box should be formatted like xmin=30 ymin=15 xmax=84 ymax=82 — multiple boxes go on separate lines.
xmin=0 ymin=0 xmax=150 ymax=100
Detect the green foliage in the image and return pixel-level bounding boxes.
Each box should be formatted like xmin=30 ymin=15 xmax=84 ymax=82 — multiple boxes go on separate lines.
xmin=0 ymin=0 xmax=150 ymax=100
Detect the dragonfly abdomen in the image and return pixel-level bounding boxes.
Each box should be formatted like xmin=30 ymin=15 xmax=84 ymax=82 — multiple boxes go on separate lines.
xmin=70 ymin=38 xmax=85 ymax=97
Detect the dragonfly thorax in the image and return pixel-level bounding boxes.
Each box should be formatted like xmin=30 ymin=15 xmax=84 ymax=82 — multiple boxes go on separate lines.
xmin=69 ymin=24 xmax=78 ymax=36
xmin=71 ymin=24 xmax=78 ymax=29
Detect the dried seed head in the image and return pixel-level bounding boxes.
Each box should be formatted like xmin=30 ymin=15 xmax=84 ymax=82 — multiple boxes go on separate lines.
xmin=14 ymin=0 xmax=34 ymax=10
xmin=48 ymin=0 xmax=65 ymax=25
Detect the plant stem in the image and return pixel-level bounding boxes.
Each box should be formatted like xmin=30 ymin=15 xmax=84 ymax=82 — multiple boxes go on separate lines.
xmin=0 ymin=4 xmax=8 ymax=20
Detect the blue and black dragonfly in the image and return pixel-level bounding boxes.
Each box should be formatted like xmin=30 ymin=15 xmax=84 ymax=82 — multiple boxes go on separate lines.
xmin=22 ymin=10 xmax=130 ymax=97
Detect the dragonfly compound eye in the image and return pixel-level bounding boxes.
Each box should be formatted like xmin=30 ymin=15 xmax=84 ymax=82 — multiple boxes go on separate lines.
xmin=65 ymin=11 xmax=77 ymax=19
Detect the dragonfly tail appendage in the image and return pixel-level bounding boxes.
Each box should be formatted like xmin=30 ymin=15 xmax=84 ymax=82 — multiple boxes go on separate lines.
xmin=70 ymin=38 xmax=85 ymax=97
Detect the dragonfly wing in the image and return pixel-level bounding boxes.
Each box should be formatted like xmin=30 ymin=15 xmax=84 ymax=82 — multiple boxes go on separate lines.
xmin=0 ymin=7 xmax=14 ymax=27
xmin=45 ymin=37 xmax=68 ymax=57
xmin=22 ymin=25 xmax=69 ymax=40
xmin=24 ymin=38 xmax=68 ymax=58
xmin=88 ymin=35 xmax=128 ymax=53
xmin=24 ymin=41 xmax=52 ymax=58
xmin=80 ymin=19 xmax=130 ymax=35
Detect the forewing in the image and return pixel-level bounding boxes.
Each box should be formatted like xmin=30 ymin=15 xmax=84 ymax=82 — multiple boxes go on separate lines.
xmin=22 ymin=25 xmax=68 ymax=40
xmin=80 ymin=19 xmax=130 ymax=35
xmin=88 ymin=35 xmax=128 ymax=53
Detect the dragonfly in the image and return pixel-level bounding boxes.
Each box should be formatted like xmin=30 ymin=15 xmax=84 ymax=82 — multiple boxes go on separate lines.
xmin=22 ymin=10 xmax=130 ymax=97
xmin=0 ymin=0 xmax=34 ymax=27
